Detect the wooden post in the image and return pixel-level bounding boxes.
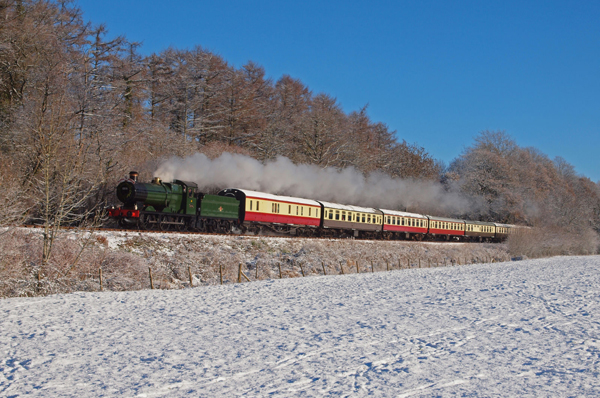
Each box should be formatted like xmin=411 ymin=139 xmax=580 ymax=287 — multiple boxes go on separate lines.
xmin=340 ymin=261 xmax=345 ymax=275
xmin=219 ymin=263 xmax=223 ymax=285
xmin=428 ymin=259 xmax=431 ymax=268
xmin=149 ymin=267 xmax=154 ymax=289
xmin=188 ymin=266 xmax=193 ymax=287
xmin=99 ymin=268 xmax=103 ymax=291
xmin=238 ymin=263 xmax=242 ymax=283
xmin=299 ymin=262 xmax=305 ymax=277
xmin=356 ymin=260 xmax=360 ymax=274
xmin=386 ymin=260 xmax=389 ymax=271
xmin=256 ymin=262 xmax=259 ymax=279
xmin=241 ymin=270 xmax=251 ymax=282
xmin=398 ymin=259 xmax=401 ymax=269
xmin=278 ymin=262 xmax=282 ymax=279
xmin=444 ymin=258 xmax=447 ymax=267
xmin=419 ymin=259 xmax=421 ymax=268
xmin=322 ymin=261 xmax=327 ymax=275
xmin=407 ymin=258 xmax=410 ymax=269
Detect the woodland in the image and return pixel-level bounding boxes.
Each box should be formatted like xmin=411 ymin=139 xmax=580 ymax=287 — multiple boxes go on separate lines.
xmin=1 ymin=0 xmax=599 ymax=266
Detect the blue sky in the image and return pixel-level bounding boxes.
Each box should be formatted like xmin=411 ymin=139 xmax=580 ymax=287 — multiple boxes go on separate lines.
xmin=76 ymin=0 xmax=600 ymax=182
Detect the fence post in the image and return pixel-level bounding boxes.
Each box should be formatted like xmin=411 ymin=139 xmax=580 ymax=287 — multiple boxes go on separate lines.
xmin=340 ymin=261 xmax=345 ymax=275
xmin=428 ymin=259 xmax=431 ymax=268
xmin=149 ymin=267 xmax=154 ymax=289
xmin=299 ymin=262 xmax=305 ymax=277
xmin=256 ymin=262 xmax=259 ymax=279
xmin=188 ymin=266 xmax=193 ymax=287
xmin=278 ymin=262 xmax=282 ymax=279
xmin=398 ymin=259 xmax=401 ymax=269
xmin=407 ymin=258 xmax=410 ymax=269
xmin=241 ymin=269 xmax=251 ymax=282
xmin=238 ymin=263 xmax=242 ymax=283
xmin=419 ymin=259 xmax=421 ymax=268
xmin=356 ymin=260 xmax=360 ymax=274
xmin=99 ymin=268 xmax=103 ymax=291
xmin=219 ymin=263 xmax=223 ymax=285
xmin=322 ymin=261 xmax=327 ymax=275
xmin=386 ymin=260 xmax=390 ymax=271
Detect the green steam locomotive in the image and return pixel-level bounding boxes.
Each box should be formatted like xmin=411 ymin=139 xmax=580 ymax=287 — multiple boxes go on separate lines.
xmin=108 ymin=171 xmax=240 ymax=232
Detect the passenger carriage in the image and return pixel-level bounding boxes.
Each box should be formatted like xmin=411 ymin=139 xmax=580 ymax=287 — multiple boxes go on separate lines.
xmin=427 ymin=216 xmax=465 ymax=240
xmin=464 ymin=221 xmax=496 ymax=242
xmin=319 ymin=201 xmax=382 ymax=238
xmin=380 ymin=209 xmax=428 ymax=240
xmin=218 ymin=188 xmax=321 ymax=235
xmin=493 ymin=223 xmax=511 ymax=242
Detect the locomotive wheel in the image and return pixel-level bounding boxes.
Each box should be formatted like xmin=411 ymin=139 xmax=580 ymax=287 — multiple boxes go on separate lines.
xmin=176 ymin=217 xmax=187 ymax=232
xmin=158 ymin=215 xmax=170 ymax=231
xmin=137 ymin=214 xmax=147 ymax=230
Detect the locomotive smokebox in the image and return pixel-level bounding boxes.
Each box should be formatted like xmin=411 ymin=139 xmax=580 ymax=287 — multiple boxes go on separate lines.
xmin=129 ymin=171 xmax=139 ymax=182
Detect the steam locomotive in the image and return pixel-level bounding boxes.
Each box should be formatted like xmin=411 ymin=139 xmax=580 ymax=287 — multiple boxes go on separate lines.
xmin=108 ymin=171 xmax=514 ymax=242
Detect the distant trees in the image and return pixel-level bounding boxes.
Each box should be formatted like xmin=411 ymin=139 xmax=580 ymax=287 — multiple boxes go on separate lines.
xmin=448 ymin=131 xmax=600 ymax=236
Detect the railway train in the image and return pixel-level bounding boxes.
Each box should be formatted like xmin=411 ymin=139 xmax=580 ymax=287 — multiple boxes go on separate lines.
xmin=108 ymin=171 xmax=515 ymax=242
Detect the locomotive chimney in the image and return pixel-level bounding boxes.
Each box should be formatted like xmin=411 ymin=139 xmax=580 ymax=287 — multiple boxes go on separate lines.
xmin=129 ymin=171 xmax=138 ymax=182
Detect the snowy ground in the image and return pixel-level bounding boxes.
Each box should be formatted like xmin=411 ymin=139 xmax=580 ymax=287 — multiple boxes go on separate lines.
xmin=2 ymin=256 xmax=600 ymax=397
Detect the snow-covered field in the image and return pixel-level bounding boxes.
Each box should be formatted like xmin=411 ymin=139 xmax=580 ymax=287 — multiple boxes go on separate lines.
xmin=2 ymin=256 xmax=600 ymax=397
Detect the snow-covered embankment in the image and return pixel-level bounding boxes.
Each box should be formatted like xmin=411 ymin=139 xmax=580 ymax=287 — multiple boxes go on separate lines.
xmin=1 ymin=256 xmax=600 ymax=396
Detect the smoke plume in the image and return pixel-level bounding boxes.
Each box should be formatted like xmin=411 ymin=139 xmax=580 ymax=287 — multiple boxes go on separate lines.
xmin=154 ymin=153 xmax=472 ymax=215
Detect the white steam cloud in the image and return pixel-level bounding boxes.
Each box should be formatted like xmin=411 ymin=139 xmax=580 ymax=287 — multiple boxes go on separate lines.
xmin=154 ymin=153 xmax=471 ymax=215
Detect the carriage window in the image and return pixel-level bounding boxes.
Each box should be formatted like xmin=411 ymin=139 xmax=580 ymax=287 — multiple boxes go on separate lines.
xmin=249 ymin=200 xmax=253 ymax=210
xmin=296 ymin=206 xmax=298 ymax=215
xmin=289 ymin=205 xmax=291 ymax=214
xmin=309 ymin=208 xmax=311 ymax=216
xmin=328 ymin=210 xmax=333 ymax=219
xmin=341 ymin=211 xmax=346 ymax=221
xmin=361 ymin=214 xmax=365 ymax=223
xmin=278 ymin=204 xmax=280 ymax=213
xmin=316 ymin=209 xmax=319 ymax=218
xmin=335 ymin=210 xmax=340 ymax=220
xmin=257 ymin=201 xmax=260 ymax=211
xmin=367 ymin=215 xmax=371 ymax=223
